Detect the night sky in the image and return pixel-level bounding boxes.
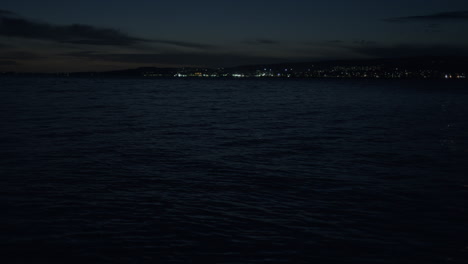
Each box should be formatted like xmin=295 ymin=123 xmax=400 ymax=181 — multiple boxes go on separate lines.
xmin=1 ymin=0 xmax=468 ymax=72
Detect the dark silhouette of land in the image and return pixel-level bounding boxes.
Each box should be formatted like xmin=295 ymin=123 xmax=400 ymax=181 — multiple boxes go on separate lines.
xmin=2 ymin=56 xmax=468 ymax=79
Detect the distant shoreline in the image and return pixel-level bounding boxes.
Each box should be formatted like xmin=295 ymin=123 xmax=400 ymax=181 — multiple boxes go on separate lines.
xmin=3 ymin=56 xmax=467 ymax=80
xmin=1 ymin=74 xmax=467 ymax=81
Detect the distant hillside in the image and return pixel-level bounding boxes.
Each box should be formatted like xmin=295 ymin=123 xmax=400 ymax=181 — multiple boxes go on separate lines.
xmin=2 ymin=56 xmax=467 ymax=79
xmin=229 ymin=56 xmax=468 ymax=72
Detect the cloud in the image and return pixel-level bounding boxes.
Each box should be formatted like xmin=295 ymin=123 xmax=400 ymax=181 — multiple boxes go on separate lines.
xmin=327 ymin=40 xmax=344 ymax=44
xmin=0 ymin=13 xmax=148 ymax=46
xmin=305 ymin=40 xmax=468 ymax=58
xmin=385 ymin=10 xmax=468 ymax=23
xmin=303 ymin=40 xmax=338 ymax=47
xmin=305 ymin=40 xmax=369 ymax=48
xmin=62 ymin=51 xmax=284 ymax=67
xmin=348 ymin=43 xmax=468 ymax=58
xmin=244 ymin=39 xmax=279 ymax=45
xmin=0 ymin=60 xmax=17 ymax=65
xmin=0 ymin=9 xmax=16 ymax=16
xmin=0 ymin=10 xmax=213 ymax=49
xmin=153 ymin=39 xmax=216 ymax=50
xmin=307 ymin=40 xmax=376 ymax=47
xmin=353 ymin=40 xmax=377 ymax=45
xmin=0 ymin=51 xmax=43 ymax=60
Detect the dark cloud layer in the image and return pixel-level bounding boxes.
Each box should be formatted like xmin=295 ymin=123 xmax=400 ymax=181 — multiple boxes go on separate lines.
xmin=0 ymin=51 xmax=42 ymax=60
xmin=349 ymin=43 xmax=468 ymax=58
xmin=305 ymin=40 xmax=468 ymax=59
xmin=0 ymin=60 xmax=16 ymax=65
xmin=244 ymin=39 xmax=279 ymax=45
xmin=386 ymin=11 xmax=468 ymax=22
xmin=327 ymin=40 xmax=344 ymax=44
xmin=0 ymin=9 xmax=16 ymax=16
xmin=153 ymin=40 xmax=216 ymax=50
xmin=0 ymin=51 xmax=44 ymax=60
xmin=0 ymin=10 xmax=213 ymax=49
xmin=0 ymin=12 xmax=148 ymax=46
xmin=63 ymin=51 xmax=284 ymax=67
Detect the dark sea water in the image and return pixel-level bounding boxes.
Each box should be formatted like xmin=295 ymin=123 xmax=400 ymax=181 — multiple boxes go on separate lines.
xmin=1 ymin=77 xmax=467 ymax=263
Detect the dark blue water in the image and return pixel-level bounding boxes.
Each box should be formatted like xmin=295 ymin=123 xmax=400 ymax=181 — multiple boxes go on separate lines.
xmin=1 ymin=77 xmax=467 ymax=263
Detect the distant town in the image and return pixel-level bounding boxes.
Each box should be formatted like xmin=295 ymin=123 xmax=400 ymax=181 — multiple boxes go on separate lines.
xmin=1 ymin=57 xmax=467 ymax=79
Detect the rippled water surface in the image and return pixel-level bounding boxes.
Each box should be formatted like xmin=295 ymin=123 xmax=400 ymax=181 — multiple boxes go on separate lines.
xmin=1 ymin=77 xmax=467 ymax=263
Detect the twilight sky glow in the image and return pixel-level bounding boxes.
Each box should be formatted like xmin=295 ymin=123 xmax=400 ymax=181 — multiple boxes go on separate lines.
xmin=1 ymin=0 xmax=468 ymax=72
